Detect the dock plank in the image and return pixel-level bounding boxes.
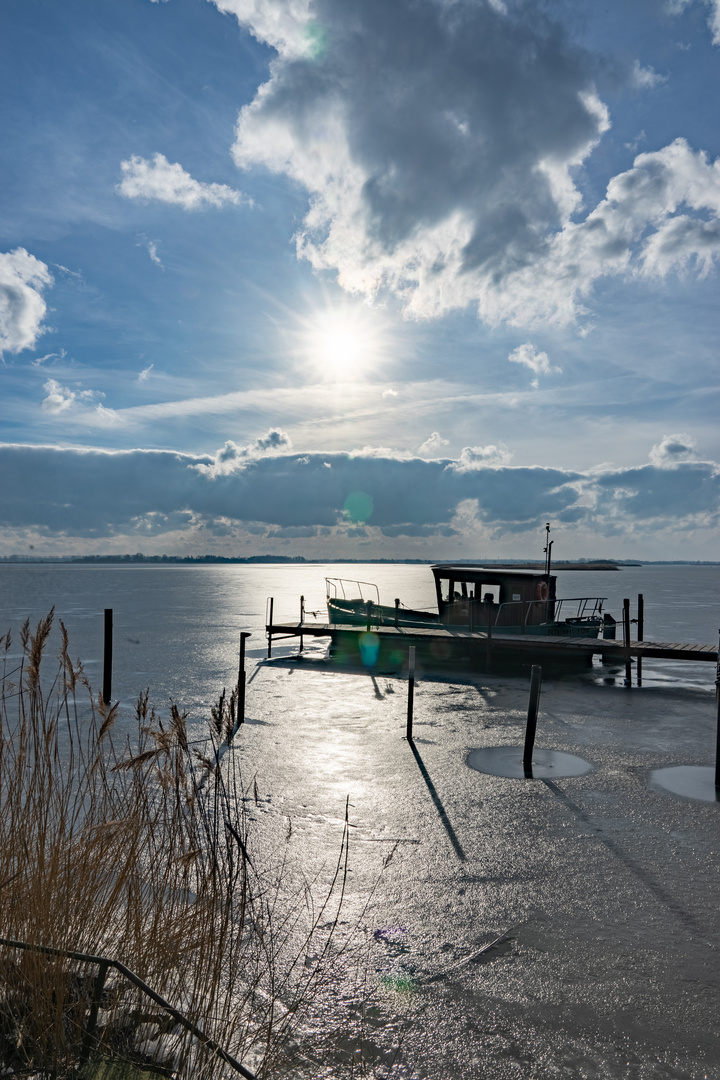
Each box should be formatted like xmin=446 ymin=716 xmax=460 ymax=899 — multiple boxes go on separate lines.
xmin=266 ymin=621 xmax=718 ymax=664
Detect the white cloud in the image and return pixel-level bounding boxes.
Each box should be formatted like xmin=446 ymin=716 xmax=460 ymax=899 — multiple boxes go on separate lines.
xmin=211 ymin=0 xmax=314 ymax=59
xmin=138 ymin=364 xmax=154 ymax=383
xmin=667 ymin=0 xmax=720 ymax=45
xmin=631 ymin=61 xmax=666 ymax=89
xmin=454 ymin=444 xmax=513 ymax=470
xmin=41 ymin=379 xmax=104 ymax=415
xmin=417 ymin=431 xmax=450 ymax=457
xmin=119 ymin=153 xmax=249 ymax=210
xmin=649 ymin=433 xmax=698 ymax=466
xmin=508 ymin=344 xmax=561 ymax=384
xmin=0 ymin=249 xmax=53 ymax=357
xmin=41 ymin=379 xmax=76 ymax=414
xmin=382 ymin=388 xmax=398 ymax=398
xmin=193 ymin=428 xmax=293 ymax=477
xmin=222 ymin=0 xmax=720 ymax=327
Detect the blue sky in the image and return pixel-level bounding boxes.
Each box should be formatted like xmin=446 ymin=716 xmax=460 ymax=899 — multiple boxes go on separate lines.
xmin=1 ymin=0 xmax=719 ymax=559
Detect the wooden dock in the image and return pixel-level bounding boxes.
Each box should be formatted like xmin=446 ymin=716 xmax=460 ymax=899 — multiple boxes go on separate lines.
xmin=265 ymin=620 xmax=719 ymax=667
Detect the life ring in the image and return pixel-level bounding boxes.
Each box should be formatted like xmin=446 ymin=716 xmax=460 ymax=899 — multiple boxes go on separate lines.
xmin=536 ymin=581 xmax=549 ymax=602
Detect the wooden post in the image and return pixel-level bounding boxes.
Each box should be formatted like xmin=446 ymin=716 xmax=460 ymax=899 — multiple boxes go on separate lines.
xmin=267 ymin=598 xmax=274 ymax=659
xmin=637 ymin=593 xmax=644 ymax=686
xmin=486 ymin=600 xmax=492 ymax=671
xmin=102 ymin=609 xmax=113 ymax=704
xmin=299 ymin=595 xmax=304 ymax=653
xmin=394 ymin=598 xmax=400 ymax=628
xmin=366 ymin=600 xmax=373 ymax=632
xmin=238 ymin=632 xmax=251 ymax=727
xmin=79 ymin=958 xmax=110 ymax=1064
xmin=523 ymin=665 xmax=542 ymax=778
xmin=623 ymin=598 xmax=631 ymax=686
xmin=715 ymin=630 xmax=720 ymax=793
xmin=406 ymin=646 xmax=415 ymax=741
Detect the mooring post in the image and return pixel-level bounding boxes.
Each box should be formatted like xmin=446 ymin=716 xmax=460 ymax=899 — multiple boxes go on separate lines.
xmin=79 ymin=958 xmax=110 ymax=1064
xmin=637 ymin=593 xmax=644 ymax=686
xmin=715 ymin=629 xmax=720 ymax=793
xmin=406 ymin=645 xmax=416 ymax=741
xmin=299 ymin=595 xmax=304 ymax=653
xmin=486 ymin=600 xmax=492 ymax=671
xmin=366 ymin=599 xmax=373 ymax=632
xmin=238 ymin=632 xmax=251 ymax=727
xmin=394 ymin=598 xmax=400 ymax=629
xmin=523 ymin=665 xmax=542 ymax=778
xmin=623 ymin=598 xmax=631 ymax=686
xmin=267 ymin=597 xmax=274 ymax=659
xmin=102 ymin=608 xmax=113 ymax=704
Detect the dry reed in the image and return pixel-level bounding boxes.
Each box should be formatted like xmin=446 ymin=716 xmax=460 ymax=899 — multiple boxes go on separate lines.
xmin=0 ymin=613 xmax=354 ymax=1079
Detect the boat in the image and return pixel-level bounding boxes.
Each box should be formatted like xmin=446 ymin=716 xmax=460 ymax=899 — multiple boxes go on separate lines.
xmin=326 ymin=530 xmax=616 ymax=642
xmin=327 ymin=565 xmax=613 ymax=638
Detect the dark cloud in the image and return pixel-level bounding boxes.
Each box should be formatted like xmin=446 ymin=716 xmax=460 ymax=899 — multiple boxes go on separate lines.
xmin=226 ymin=2 xmax=720 ymax=325
xmin=2 ymin=443 xmax=716 ymax=542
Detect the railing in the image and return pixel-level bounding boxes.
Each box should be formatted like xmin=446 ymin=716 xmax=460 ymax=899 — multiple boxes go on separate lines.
xmin=456 ymin=597 xmax=606 ymax=630
xmin=325 ymin=577 xmax=380 ymax=605
xmin=0 ymin=935 xmax=257 ymax=1079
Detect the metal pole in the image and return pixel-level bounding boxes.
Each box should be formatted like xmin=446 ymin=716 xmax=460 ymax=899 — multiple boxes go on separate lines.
xmin=238 ymin=632 xmax=251 ymax=727
xmin=406 ymin=646 xmax=415 ymax=741
xmin=637 ymin=593 xmax=644 ymax=686
xmin=523 ymin=665 xmax=542 ymax=778
xmin=623 ymin=598 xmax=631 ymax=686
xmin=267 ymin=598 xmax=274 ymax=659
xmin=486 ymin=600 xmax=492 ymax=671
xmin=102 ymin=609 xmax=112 ymax=704
xmin=299 ymin=595 xmax=304 ymax=653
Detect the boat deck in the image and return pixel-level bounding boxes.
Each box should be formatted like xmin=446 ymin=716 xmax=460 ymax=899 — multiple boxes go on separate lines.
xmin=266 ymin=620 xmax=719 ymax=664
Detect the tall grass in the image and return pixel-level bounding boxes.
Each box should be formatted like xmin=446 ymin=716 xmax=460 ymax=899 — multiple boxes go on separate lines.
xmin=0 ymin=613 xmax=352 ymax=1078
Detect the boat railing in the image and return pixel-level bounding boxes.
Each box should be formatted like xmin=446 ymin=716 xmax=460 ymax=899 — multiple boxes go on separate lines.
xmin=326 ymin=577 xmax=381 ymax=605
xmin=481 ymin=597 xmax=606 ymax=628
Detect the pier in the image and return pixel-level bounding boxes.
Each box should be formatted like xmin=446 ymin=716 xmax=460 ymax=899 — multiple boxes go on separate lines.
xmin=265 ymin=618 xmax=719 ymax=669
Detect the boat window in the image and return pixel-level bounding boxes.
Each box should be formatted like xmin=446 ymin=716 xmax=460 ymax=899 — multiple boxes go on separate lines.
xmin=479 ymin=584 xmax=500 ymax=604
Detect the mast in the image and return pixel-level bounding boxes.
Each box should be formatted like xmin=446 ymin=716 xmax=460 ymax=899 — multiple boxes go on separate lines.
xmin=543 ymin=522 xmax=553 ymax=582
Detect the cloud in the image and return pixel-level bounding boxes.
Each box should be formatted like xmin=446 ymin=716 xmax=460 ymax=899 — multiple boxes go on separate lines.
xmin=138 ymin=364 xmax=154 ymax=383
xmin=417 ymin=431 xmax=450 ymax=457
xmin=220 ymin=1 xmax=720 ymax=327
xmin=382 ymin=388 xmax=398 ymax=398
xmin=667 ymin=0 xmax=720 ymax=45
xmin=649 ymin=432 xmax=698 ymax=466
xmin=508 ymin=343 xmax=561 ymax=383
xmin=193 ymin=428 xmax=293 ymax=477
xmin=631 ymin=61 xmax=666 ymax=89
xmin=119 ymin=153 xmax=249 ymax=210
xmin=41 ymin=379 xmax=104 ymax=415
xmin=0 ymin=249 xmax=53 ymax=357
xmin=454 ymin=444 xmax=513 ymax=470
xmin=0 ymin=441 xmax=717 ymax=542
xmin=137 ymin=237 xmax=162 ymax=266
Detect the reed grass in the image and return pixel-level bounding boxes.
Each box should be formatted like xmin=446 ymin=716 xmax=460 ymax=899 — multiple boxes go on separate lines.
xmin=0 ymin=613 xmax=354 ymax=1079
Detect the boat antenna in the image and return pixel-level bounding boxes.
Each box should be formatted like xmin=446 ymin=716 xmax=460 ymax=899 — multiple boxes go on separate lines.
xmin=543 ymin=522 xmax=553 ymax=580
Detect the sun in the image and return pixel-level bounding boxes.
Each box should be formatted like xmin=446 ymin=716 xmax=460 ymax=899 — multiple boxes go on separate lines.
xmin=315 ymin=320 xmax=364 ymax=377
xmin=302 ymin=303 xmax=387 ymax=382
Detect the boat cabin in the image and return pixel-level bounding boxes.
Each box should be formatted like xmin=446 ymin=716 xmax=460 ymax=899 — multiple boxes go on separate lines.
xmin=431 ymin=565 xmax=557 ymax=628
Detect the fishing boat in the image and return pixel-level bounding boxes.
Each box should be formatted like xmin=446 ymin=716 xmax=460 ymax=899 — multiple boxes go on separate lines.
xmin=327 ymin=565 xmax=612 ymax=638
xmin=326 ymin=529 xmax=616 ymax=641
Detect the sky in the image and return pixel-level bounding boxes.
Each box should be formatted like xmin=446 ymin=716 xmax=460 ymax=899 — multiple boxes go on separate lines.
xmin=1 ymin=0 xmax=719 ymax=561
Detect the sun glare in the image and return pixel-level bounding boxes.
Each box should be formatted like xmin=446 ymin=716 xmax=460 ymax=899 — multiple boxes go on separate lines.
xmin=302 ymin=304 xmax=387 ymax=382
